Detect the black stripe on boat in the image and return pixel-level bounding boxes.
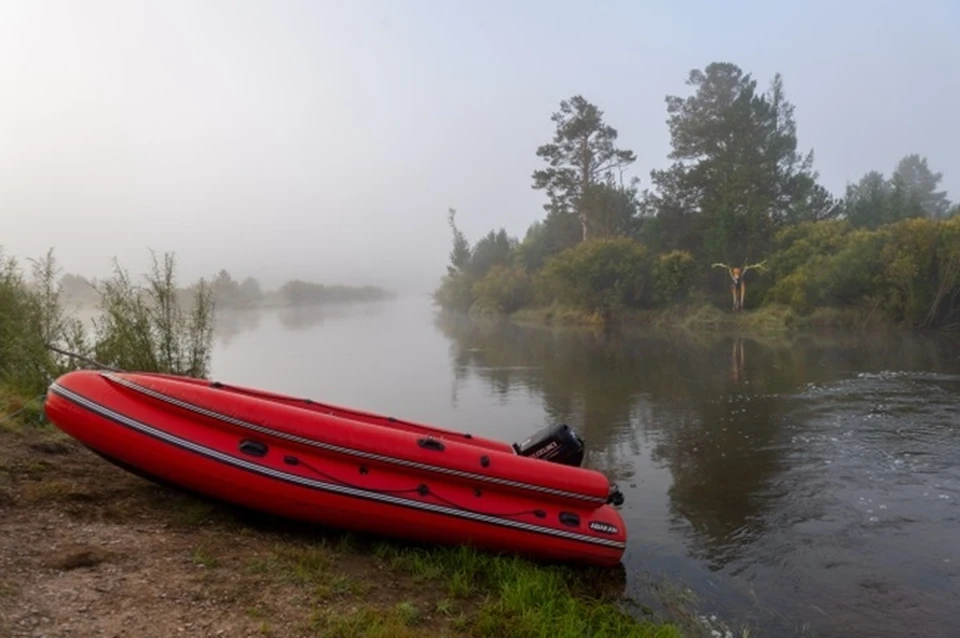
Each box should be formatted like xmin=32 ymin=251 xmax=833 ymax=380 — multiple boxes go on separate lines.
xmin=100 ymin=372 xmax=606 ymax=505
xmin=49 ymin=383 xmax=625 ymax=551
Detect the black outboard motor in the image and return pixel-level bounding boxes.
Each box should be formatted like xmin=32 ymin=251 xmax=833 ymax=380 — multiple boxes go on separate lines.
xmin=513 ymin=423 xmax=585 ymax=467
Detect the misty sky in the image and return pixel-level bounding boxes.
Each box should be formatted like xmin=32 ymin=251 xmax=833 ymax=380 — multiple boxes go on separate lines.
xmin=2 ymin=0 xmax=958 ymax=295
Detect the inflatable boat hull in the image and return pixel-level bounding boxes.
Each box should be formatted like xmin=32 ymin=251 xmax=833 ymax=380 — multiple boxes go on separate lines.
xmin=43 ymin=370 xmax=627 ymax=566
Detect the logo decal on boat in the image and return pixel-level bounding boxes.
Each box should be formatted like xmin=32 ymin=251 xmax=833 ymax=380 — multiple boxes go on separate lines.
xmin=530 ymin=440 xmax=559 ymax=458
xmin=588 ymin=521 xmax=619 ymax=535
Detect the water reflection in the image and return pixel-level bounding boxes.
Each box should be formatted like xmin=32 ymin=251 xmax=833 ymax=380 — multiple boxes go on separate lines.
xmin=276 ymin=302 xmax=388 ymax=331
xmin=434 ymin=313 xmax=795 ymax=569
xmin=214 ymin=309 xmax=263 ymax=346
xmin=433 ymin=312 xmax=960 ymax=635
xmin=211 ymin=300 xmax=960 ymax=637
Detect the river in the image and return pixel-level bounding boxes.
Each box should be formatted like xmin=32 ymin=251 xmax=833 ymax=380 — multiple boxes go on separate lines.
xmin=208 ymin=295 xmax=960 ymax=637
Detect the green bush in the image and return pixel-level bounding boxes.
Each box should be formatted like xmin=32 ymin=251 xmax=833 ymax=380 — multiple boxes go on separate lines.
xmin=92 ymin=251 xmax=215 ymax=377
xmin=0 ymin=248 xmax=88 ymax=395
xmin=432 ymin=272 xmax=476 ymax=313
xmin=432 ymin=205 xmax=960 ymax=329
xmin=540 ymin=238 xmax=650 ymax=319
xmin=764 ymin=218 xmax=960 ymax=328
xmin=928 ymin=216 xmax=960 ymax=326
xmin=652 ymin=250 xmax=696 ymax=303
xmin=770 ymin=220 xmax=854 ymax=276
xmin=471 ymin=265 xmax=532 ymax=315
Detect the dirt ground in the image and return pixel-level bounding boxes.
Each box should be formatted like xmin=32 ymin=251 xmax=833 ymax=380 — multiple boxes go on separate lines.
xmin=0 ymin=422 xmax=465 ymax=638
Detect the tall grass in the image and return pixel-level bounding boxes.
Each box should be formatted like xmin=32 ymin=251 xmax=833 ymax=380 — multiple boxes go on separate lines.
xmin=376 ymin=543 xmax=682 ymax=638
xmin=92 ymin=251 xmax=215 ymax=376
xmin=0 ymin=248 xmax=87 ymax=395
xmin=0 ymin=246 xmax=216 ymax=398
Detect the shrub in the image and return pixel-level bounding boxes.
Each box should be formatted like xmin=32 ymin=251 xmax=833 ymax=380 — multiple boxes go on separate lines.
xmin=652 ymin=250 xmax=696 ymax=303
xmin=92 ymin=251 xmax=215 ymax=377
xmin=770 ymin=220 xmax=853 ymax=277
xmin=764 ymin=218 xmax=960 ymax=328
xmin=0 ymin=248 xmax=88 ymax=395
xmin=471 ymin=265 xmax=532 ymax=315
xmin=876 ymin=218 xmax=941 ymax=325
xmin=432 ymin=273 xmax=476 ymax=313
xmin=540 ymin=238 xmax=650 ymax=319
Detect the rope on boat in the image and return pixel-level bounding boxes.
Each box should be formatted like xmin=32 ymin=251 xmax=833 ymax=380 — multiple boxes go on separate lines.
xmin=44 ymin=344 xmax=124 ymax=372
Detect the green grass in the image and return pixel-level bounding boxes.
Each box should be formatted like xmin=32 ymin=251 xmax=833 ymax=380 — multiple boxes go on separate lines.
xmin=232 ymin=534 xmax=685 ymax=637
xmin=512 ymin=304 xmax=606 ymax=327
xmin=309 ymin=604 xmax=436 ymax=638
xmin=191 ymin=546 xmax=221 ymax=569
xmin=371 ymin=543 xmax=682 ymax=638
xmin=509 ymin=298 xmax=891 ymax=337
xmin=0 ymin=390 xmax=46 ymax=432
xmin=1 ymin=380 xmax=687 ymax=638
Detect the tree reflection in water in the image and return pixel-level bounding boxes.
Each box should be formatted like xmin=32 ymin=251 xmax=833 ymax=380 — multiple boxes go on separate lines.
xmin=433 ymin=311 xmax=960 ymax=571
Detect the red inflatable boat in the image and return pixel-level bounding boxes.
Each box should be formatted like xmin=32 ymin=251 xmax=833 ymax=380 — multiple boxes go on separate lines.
xmin=43 ymin=370 xmax=627 ymax=566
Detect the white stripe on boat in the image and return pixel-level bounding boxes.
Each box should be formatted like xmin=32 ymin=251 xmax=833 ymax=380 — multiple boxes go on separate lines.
xmin=49 ymin=383 xmax=625 ymax=551
xmin=100 ymin=372 xmax=607 ymax=505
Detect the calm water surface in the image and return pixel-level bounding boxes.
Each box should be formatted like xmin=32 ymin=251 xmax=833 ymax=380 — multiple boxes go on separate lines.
xmin=210 ymin=296 xmax=960 ymax=637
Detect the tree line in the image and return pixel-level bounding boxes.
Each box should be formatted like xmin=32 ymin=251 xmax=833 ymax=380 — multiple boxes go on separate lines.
xmin=60 ymin=267 xmax=393 ymax=310
xmin=434 ymin=61 xmax=959 ymax=329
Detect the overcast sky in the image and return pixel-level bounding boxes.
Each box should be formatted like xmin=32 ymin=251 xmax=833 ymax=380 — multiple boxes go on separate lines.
xmin=2 ymin=0 xmax=957 ymax=294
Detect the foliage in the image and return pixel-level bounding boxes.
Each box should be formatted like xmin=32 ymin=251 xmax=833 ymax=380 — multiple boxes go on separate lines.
xmin=278 ymin=280 xmax=391 ymax=307
xmin=0 ymin=248 xmax=88 ymax=395
xmin=471 ymin=265 xmax=532 ymax=315
xmin=540 ymin=238 xmax=650 ymax=319
xmin=516 ymin=213 xmax=581 ymax=272
xmin=58 ymin=273 xmax=98 ymax=307
xmin=653 ymin=250 xmax=697 ymax=303
xmin=434 ymin=209 xmax=522 ymax=313
xmin=210 ymin=270 xmax=262 ymax=309
xmin=581 ymin=181 xmax=642 ymax=239
xmin=0 ymin=248 xmax=219 ymax=394
xmin=891 ymin=154 xmax=951 ymax=220
xmin=643 ymin=63 xmax=833 ymax=264
xmin=467 ymin=228 xmax=516 ymax=279
xmin=432 ymin=272 xmax=476 ymax=314
xmin=764 ymin=218 xmax=960 ymax=327
xmin=844 ymin=155 xmax=953 ymax=229
xmin=92 ymin=251 xmax=216 ymax=377
xmin=532 ymin=95 xmax=638 ymax=242
xmin=434 ymin=61 xmax=957 ymax=330
xmin=446 ymin=208 xmax=471 ymax=275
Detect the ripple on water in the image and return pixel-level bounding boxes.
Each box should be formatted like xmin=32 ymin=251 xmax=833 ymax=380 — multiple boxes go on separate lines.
xmin=733 ymin=370 xmax=960 ymax=636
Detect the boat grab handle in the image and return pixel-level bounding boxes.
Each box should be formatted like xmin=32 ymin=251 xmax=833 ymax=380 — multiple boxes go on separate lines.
xmin=417 ymin=437 xmax=445 ymax=452
xmin=239 ymin=439 xmax=269 ymax=458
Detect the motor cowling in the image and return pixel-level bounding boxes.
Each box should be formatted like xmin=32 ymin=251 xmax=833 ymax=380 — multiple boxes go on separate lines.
xmin=513 ymin=423 xmax=585 ymax=467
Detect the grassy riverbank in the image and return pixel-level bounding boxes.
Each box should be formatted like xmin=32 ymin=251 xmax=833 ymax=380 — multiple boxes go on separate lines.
xmin=508 ymin=300 xmax=885 ymax=334
xmin=0 ymin=393 xmax=697 ymax=638
xmin=438 ymin=217 xmax=960 ymax=334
